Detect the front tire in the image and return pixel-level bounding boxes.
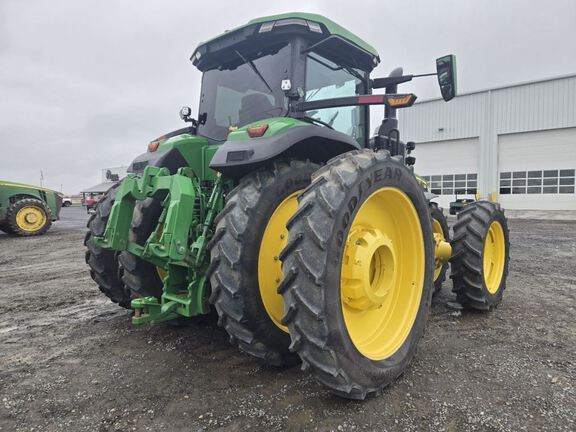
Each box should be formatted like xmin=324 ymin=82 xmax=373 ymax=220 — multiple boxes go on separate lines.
xmin=450 ymin=201 xmax=510 ymax=310
xmin=6 ymin=198 xmax=52 ymax=236
xmin=281 ymin=150 xmax=435 ymax=399
xmin=208 ymin=160 xmax=319 ymax=366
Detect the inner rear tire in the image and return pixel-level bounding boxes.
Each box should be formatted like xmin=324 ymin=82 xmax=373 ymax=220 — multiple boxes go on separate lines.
xmin=118 ymin=197 xmax=164 ymax=299
xmin=208 ymin=160 xmax=318 ymax=366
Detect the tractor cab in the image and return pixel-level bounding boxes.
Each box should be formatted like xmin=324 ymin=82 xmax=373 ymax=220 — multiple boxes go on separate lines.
xmin=187 ymin=13 xmax=378 ymax=146
xmin=182 ymin=13 xmax=456 ymax=180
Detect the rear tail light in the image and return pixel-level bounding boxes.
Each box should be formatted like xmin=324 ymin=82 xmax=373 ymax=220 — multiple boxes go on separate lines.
xmin=247 ymin=124 xmax=269 ymax=138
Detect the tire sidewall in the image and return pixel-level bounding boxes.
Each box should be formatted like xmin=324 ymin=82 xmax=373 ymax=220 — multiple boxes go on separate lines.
xmin=322 ymin=157 xmax=435 ymax=382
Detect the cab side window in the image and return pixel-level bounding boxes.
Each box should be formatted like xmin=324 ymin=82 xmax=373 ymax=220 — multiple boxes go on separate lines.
xmin=305 ymin=53 xmax=366 ymax=144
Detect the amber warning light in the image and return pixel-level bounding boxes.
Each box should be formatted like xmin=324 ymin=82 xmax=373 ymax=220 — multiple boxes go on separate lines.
xmin=247 ymin=124 xmax=269 ymax=138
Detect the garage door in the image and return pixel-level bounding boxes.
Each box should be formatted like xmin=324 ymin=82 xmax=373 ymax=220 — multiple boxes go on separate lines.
xmin=414 ymin=137 xmax=480 ymax=209
xmin=498 ymin=127 xmax=576 ymax=210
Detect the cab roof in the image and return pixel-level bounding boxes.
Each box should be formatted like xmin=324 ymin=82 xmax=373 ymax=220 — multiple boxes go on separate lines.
xmin=191 ymin=12 xmax=380 ymax=72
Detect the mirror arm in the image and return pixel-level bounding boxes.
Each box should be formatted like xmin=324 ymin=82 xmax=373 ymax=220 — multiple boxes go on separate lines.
xmin=371 ymin=75 xmax=413 ymax=89
xmin=372 ymin=72 xmax=440 ymax=90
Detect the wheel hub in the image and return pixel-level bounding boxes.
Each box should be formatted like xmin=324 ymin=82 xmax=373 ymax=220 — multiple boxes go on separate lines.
xmin=342 ymin=229 xmax=397 ymax=311
xmin=25 ymin=212 xmax=38 ymax=223
xmin=15 ymin=206 xmax=46 ymax=232
xmin=433 ymin=233 xmax=452 ymax=267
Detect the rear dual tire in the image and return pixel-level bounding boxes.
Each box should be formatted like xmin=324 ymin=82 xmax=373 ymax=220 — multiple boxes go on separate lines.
xmin=85 ymin=184 xmax=132 ymax=308
xmin=85 ymin=185 xmax=163 ymax=308
xmin=208 ymin=160 xmax=319 ymax=366
xmin=280 ymin=149 xmax=435 ymax=399
xmin=118 ymin=198 xmax=164 ymax=300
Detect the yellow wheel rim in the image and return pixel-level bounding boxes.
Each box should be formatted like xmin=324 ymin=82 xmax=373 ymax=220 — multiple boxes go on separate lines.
xmin=483 ymin=221 xmax=505 ymax=294
xmin=432 ymin=219 xmax=444 ymax=282
xmin=341 ymin=187 xmax=425 ymax=360
xmin=15 ymin=206 xmax=47 ymax=232
xmin=258 ymin=191 xmax=301 ymax=332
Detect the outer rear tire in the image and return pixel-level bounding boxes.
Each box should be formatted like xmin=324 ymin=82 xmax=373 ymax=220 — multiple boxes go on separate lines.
xmin=85 ymin=184 xmax=131 ymax=308
xmin=450 ymin=201 xmax=510 ymax=310
xmin=208 ymin=160 xmax=319 ymax=366
xmin=281 ymin=150 xmax=435 ymax=399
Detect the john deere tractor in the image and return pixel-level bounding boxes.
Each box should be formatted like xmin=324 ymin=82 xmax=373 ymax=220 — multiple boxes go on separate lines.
xmin=86 ymin=13 xmax=510 ymax=399
xmin=0 ymin=180 xmax=62 ymax=236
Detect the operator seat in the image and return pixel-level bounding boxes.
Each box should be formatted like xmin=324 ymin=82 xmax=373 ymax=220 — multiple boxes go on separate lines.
xmin=238 ymin=93 xmax=276 ymax=126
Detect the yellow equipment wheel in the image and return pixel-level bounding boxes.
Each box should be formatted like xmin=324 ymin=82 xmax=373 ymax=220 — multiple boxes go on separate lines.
xmin=209 ymin=159 xmax=318 ymax=366
xmin=6 ymin=198 xmax=52 ymax=236
xmin=258 ymin=191 xmax=300 ymax=332
xmin=16 ymin=206 xmax=47 ymax=232
xmin=339 ymin=186 xmax=425 ymax=360
xmin=430 ymin=203 xmax=450 ymax=294
xmin=280 ymin=149 xmax=435 ymax=399
xmin=450 ymin=201 xmax=510 ymax=310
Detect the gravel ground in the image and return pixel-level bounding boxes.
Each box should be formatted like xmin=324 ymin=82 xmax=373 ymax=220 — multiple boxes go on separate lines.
xmin=0 ymin=208 xmax=575 ymax=431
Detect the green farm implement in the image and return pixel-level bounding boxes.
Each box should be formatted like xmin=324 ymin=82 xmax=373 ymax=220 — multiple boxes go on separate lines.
xmin=86 ymin=12 xmax=510 ymax=399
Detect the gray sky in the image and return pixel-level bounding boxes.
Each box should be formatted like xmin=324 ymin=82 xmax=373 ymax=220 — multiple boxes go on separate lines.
xmin=1 ymin=0 xmax=575 ymax=194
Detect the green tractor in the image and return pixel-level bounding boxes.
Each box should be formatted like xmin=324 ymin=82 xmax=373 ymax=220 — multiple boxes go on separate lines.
xmin=86 ymin=13 xmax=511 ymax=399
xmin=0 ymin=180 xmax=62 ymax=236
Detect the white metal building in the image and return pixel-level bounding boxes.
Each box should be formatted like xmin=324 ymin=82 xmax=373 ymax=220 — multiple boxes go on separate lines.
xmin=399 ymin=74 xmax=576 ymax=210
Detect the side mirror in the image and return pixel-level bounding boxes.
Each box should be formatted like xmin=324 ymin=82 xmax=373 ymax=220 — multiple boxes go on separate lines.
xmin=436 ymin=55 xmax=457 ymax=101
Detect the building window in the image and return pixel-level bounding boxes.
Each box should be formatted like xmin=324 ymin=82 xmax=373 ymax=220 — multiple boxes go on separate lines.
xmin=420 ymin=173 xmax=477 ymax=195
xmin=499 ymin=169 xmax=575 ymax=195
